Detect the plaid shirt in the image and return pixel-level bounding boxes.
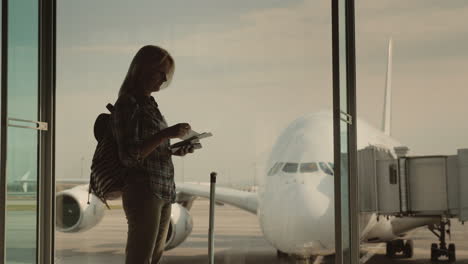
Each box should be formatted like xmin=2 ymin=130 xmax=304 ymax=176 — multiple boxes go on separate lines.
xmin=112 ymin=93 xmax=175 ymax=203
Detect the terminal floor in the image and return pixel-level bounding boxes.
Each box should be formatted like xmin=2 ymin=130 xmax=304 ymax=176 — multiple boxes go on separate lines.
xmin=52 ymin=199 xmax=468 ymax=264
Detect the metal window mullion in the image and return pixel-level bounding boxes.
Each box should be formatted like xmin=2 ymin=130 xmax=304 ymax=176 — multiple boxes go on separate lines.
xmin=0 ymin=0 xmax=8 ymax=263
xmin=345 ymin=0 xmax=359 ymax=263
xmin=36 ymin=0 xmax=41 ymax=262
xmin=333 ymin=0 xmax=359 ymax=263
xmin=331 ymin=0 xmax=343 ymax=263
xmin=37 ymin=0 xmax=56 ymax=263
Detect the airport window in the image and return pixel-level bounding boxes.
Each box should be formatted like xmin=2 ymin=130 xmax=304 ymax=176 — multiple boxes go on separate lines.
xmin=2 ymin=1 xmax=41 ymax=263
xmin=319 ymin=162 xmax=334 ymax=176
xmin=5 ymin=0 xmax=463 ymax=263
xmin=356 ymin=1 xmax=468 ymax=263
xmin=54 ymin=0 xmax=334 ymax=263
xmin=282 ymin=163 xmax=299 ymax=173
xmin=17 ymin=0 xmax=468 ymax=263
xmin=299 ymin=162 xmax=318 ymax=173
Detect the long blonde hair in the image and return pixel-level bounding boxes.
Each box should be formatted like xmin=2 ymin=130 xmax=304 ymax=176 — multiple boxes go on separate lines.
xmin=118 ymin=45 xmax=175 ymax=97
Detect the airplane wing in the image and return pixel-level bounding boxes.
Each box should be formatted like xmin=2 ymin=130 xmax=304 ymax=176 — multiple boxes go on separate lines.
xmin=53 ymin=179 xmax=259 ymax=214
xmin=176 ymin=182 xmax=258 ymax=214
xmin=14 ymin=178 xmax=89 ymax=185
xmin=56 ymin=178 xmax=89 ymax=184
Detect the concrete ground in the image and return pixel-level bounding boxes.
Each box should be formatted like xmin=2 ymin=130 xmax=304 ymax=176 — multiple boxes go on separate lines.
xmin=46 ymin=199 xmax=468 ymax=264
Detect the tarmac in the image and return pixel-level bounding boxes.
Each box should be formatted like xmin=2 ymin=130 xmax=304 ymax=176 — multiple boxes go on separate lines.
xmin=29 ymin=198 xmax=468 ymax=264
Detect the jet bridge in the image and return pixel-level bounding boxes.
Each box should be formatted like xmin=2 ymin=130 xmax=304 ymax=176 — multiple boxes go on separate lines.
xmin=358 ymin=146 xmax=468 ymax=221
xmin=358 ymin=146 xmax=468 ymax=261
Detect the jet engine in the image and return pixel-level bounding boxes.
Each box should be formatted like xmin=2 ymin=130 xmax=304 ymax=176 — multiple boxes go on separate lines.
xmin=164 ymin=203 xmax=194 ymax=250
xmin=56 ymin=185 xmax=107 ymax=233
xmin=56 ymin=185 xmax=194 ymax=250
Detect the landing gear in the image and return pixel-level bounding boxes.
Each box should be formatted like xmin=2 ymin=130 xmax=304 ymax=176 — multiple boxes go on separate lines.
xmin=403 ymin=239 xmax=414 ymax=258
xmin=429 ymin=219 xmax=456 ymax=262
xmin=277 ymin=250 xmax=288 ymax=258
xmin=386 ymin=241 xmax=396 ymax=257
xmin=431 ymin=243 xmax=438 ymax=261
xmin=448 ymin=244 xmax=456 ymax=262
xmin=431 ymin=243 xmax=456 ymax=262
xmin=385 ymin=239 xmax=414 ymax=258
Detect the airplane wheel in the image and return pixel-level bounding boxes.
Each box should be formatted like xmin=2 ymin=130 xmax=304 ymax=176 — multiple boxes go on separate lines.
xmin=448 ymin=243 xmax=456 ymax=262
xmin=403 ymin=240 xmax=414 ymax=258
xmin=386 ymin=242 xmax=395 ymax=258
xmin=277 ymin=250 xmax=288 ymax=258
xmin=431 ymin=243 xmax=439 ymax=261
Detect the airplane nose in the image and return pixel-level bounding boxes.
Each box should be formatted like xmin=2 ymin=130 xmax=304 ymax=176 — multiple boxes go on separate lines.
xmin=261 ymin=176 xmax=336 ymax=255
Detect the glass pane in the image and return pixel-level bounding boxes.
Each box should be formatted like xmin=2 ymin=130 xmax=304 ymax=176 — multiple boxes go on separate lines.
xmin=55 ymin=1 xmax=333 ymax=263
xmin=6 ymin=127 xmax=38 ymax=264
xmin=7 ymin=0 xmax=38 ymax=120
xmin=356 ymin=1 xmax=468 ymax=263
xmin=5 ymin=0 xmax=39 ymax=263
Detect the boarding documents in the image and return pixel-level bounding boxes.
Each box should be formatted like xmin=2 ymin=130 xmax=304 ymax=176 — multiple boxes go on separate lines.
xmin=170 ymin=130 xmax=212 ymax=154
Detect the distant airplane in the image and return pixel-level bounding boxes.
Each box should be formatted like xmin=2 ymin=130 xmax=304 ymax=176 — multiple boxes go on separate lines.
xmin=55 ymin=40 xmax=456 ymax=261
xmin=8 ymin=171 xmax=36 ymax=193
xmin=9 ymin=171 xmax=89 ymax=194
xmin=20 ymin=171 xmax=31 ymax=193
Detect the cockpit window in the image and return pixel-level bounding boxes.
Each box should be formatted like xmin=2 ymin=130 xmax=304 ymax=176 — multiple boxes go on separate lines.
xmin=328 ymin=162 xmax=334 ymax=170
xmin=300 ymin=162 xmax=318 ymax=173
xmin=282 ymin=163 xmax=299 ymax=173
xmin=319 ymin=162 xmax=334 ymax=176
xmin=267 ymin=162 xmax=284 ymax=176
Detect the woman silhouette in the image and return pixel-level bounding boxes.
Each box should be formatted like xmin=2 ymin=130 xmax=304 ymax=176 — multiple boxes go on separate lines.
xmin=112 ymin=45 xmax=193 ymax=264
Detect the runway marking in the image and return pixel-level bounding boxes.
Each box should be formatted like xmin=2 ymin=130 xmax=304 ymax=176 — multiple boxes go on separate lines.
xmin=313 ymin=256 xmax=323 ymax=264
xmin=360 ymin=243 xmax=384 ymax=264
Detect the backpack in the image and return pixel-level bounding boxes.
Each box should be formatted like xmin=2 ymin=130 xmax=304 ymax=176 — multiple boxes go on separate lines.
xmin=88 ymin=103 xmax=126 ymax=209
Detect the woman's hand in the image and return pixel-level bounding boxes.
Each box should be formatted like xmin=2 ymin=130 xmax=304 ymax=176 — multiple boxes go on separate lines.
xmin=140 ymin=123 xmax=191 ymax=160
xmin=163 ymin=123 xmax=191 ymax=139
xmin=172 ymin=145 xmax=195 ymax=156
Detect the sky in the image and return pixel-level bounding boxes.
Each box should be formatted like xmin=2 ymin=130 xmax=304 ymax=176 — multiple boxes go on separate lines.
xmin=52 ymin=0 xmax=468 ymax=187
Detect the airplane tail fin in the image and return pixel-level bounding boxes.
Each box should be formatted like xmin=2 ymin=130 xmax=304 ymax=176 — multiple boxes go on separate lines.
xmin=382 ymin=38 xmax=393 ymax=136
xmin=20 ymin=171 xmax=31 ymax=181
xmin=21 ymin=171 xmax=31 ymax=192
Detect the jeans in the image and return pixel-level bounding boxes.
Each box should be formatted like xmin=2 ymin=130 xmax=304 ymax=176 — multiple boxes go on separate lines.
xmin=122 ymin=182 xmax=172 ymax=264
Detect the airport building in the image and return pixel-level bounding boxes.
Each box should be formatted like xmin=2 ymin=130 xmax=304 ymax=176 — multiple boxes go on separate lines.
xmin=1 ymin=1 xmax=468 ymax=264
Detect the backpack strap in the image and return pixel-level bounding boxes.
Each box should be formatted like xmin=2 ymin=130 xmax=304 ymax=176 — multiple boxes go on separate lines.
xmin=87 ymin=187 xmax=91 ymax=205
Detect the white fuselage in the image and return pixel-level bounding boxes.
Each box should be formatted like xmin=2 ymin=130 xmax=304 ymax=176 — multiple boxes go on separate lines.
xmin=255 ymin=112 xmax=437 ymax=256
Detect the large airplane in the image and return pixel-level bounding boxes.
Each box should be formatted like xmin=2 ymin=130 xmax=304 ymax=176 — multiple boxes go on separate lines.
xmin=54 ymin=40 xmax=455 ymax=261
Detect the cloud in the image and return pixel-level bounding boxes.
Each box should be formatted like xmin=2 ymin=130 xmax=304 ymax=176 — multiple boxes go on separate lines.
xmin=61 ymin=0 xmax=332 ymax=67
xmin=356 ymin=1 xmax=468 ymax=63
xmin=62 ymin=44 xmax=140 ymax=54
xmin=168 ymin=0 xmax=330 ymax=66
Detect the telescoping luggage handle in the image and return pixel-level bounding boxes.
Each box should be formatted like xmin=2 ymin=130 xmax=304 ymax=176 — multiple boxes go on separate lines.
xmin=209 ymin=172 xmax=217 ymax=264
